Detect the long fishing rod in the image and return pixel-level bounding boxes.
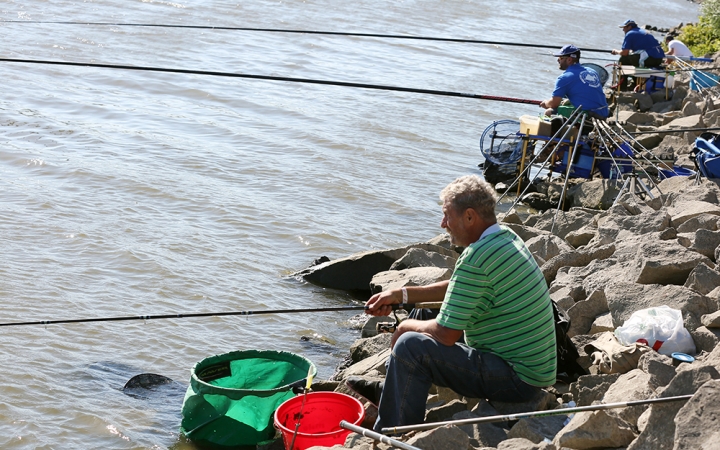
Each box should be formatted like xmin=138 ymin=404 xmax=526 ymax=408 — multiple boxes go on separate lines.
xmin=1 ymin=20 xmax=613 ymax=53
xmin=0 ymin=57 xmax=542 ymax=105
xmin=381 ymin=394 xmax=693 ymax=434
xmin=0 ymin=302 xmax=443 ymax=328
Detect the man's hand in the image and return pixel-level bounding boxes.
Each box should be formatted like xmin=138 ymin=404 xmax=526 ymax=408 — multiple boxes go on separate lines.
xmin=365 ymin=289 xmax=400 ymax=317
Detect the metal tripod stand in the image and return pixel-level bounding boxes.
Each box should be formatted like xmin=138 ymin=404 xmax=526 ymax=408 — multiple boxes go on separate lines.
xmin=612 ymin=172 xmax=655 ymax=205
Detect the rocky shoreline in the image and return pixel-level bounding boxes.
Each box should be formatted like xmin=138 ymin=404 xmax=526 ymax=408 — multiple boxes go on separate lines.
xmin=291 ymin=55 xmax=720 ymax=449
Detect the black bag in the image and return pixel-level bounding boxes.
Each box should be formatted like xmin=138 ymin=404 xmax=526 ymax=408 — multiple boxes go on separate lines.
xmin=552 ymin=300 xmax=587 ymax=384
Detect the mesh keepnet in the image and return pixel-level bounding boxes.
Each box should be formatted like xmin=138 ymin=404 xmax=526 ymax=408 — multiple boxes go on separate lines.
xmin=181 ymin=349 xmax=316 ymax=447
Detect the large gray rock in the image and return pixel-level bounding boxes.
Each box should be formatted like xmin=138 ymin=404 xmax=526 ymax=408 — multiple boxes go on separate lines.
xmin=349 ymin=334 xmax=392 ymax=362
xmin=568 ymin=180 xmax=622 ymax=210
xmin=690 ymin=326 xmax=720 ymax=353
xmin=524 ymin=209 xmax=597 ymax=240
xmin=570 ymin=373 xmax=621 ymax=406
xmin=405 ymin=424 xmax=470 ymax=450
xmin=676 ymin=213 xmax=720 ymax=233
xmin=702 ymin=310 xmax=720 ymax=328
xmin=526 ymin=234 xmax=575 ymax=264
xmin=564 ymin=225 xmax=597 ymax=248
xmin=507 ymin=415 xmax=567 ymax=444
xmin=541 ymin=243 xmax=616 ymax=285
xmin=389 ymin=247 xmax=457 ymax=271
xmin=627 ymin=366 xmax=720 ymax=450
xmin=602 ymin=369 xmax=656 ymax=426
xmin=553 ymin=409 xmax=636 ymax=449
xmin=673 ymin=379 xmax=720 ymax=450
xmin=688 ymin=228 xmax=720 ymax=260
xmin=631 ymin=240 xmax=713 ymax=285
xmin=498 ymin=437 xmax=556 ymax=450
xmin=452 ymin=410 xmax=508 ymax=448
xmin=667 ymin=201 xmax=720 ymax=227
xmin=637 ymin=351 xmax=677 ymax=388
xmin=567 ymin=289 xmax=609 ymax=337
xmin=658 ymin=114 xmax=704 ymax=132
xmin=369 ymin=266 xmax=452 ymax=294
xmin=684 ymin=263 xmax=720 ymax=295
xmin=295 ymin=243 xmax=455 ymax=291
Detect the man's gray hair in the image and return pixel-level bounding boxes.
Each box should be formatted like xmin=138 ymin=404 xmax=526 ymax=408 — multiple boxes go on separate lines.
xmin=439 ymin=175 xmax=497 ymax=221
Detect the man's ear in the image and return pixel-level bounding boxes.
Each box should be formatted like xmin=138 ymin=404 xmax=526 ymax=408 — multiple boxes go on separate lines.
xmin=464 ymin=208 xmax=477 ymax=223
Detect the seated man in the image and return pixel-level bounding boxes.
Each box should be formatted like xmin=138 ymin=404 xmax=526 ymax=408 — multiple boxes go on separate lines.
xmin=665 ymin=35 xmax=693 ymax=59
xmin=539 ymin=45 xmax=609 ymax=120
xmin=351 ymin=175 xmax=557 ymax=431
xmin=611 ymin=19 xmax=665 ymax=68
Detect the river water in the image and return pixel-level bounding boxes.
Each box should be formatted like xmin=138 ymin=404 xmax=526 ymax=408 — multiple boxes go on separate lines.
xmin=0 ymin=1 xmax=699 ymax=448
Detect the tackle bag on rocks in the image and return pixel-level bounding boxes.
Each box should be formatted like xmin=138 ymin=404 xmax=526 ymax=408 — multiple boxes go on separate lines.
xmin=552 ymin=300 xmax=587 ymax=384
xmin=691 ymin=132 xmax=720 ymax=179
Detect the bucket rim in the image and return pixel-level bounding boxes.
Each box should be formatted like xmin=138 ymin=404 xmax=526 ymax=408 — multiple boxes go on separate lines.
xmin=273 ymin=392 xmax=365 ymax=437
xmin=190 ymin=349 xmax=317 ymax=396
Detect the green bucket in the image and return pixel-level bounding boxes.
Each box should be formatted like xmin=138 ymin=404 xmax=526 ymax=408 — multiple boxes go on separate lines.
xmin=180 ymin=349 xmax=317 ymax=448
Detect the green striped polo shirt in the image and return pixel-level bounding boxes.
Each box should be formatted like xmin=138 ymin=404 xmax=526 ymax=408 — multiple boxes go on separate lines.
xmin=436 ymin=226 xmax=557 ymax=387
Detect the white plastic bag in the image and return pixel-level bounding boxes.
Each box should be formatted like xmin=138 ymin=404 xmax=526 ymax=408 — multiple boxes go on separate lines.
xmin=614 ymin=306 xmax=696 ymax=356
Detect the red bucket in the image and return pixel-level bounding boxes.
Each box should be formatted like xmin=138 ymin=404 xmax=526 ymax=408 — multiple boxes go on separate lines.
xmin=274 ymin=392 xmax=365 ymax=450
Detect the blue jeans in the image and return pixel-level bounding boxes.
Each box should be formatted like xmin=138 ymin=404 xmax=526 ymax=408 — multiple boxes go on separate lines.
xmin=374 ymin=331 xmax=541 ymax=431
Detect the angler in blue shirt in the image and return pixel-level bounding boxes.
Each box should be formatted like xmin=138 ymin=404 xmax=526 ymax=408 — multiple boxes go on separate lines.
xmin=539 ymin=45 xmax=609 ymax=119
xmin=611 ymin=19 xmax=665 ymax=68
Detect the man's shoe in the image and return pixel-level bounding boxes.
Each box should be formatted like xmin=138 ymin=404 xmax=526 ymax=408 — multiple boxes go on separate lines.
xmin=345 ymin=376 xmax=383 ymax=407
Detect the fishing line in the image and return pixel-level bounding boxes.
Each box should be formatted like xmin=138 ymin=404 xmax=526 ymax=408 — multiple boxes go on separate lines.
xmin=0 ymin=57 xmax=543 ymax=105
xmin=0 ymin=20 xmax=613 ymax=53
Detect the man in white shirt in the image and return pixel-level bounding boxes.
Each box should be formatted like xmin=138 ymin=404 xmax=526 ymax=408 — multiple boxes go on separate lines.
xmin=665 ymin=35 xmax=693 ymax=58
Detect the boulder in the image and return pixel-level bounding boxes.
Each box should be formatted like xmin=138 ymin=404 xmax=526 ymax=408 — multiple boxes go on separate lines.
xmin=568 ymin=180 xmax=622 ymax=210
xmin=525 ymin=234 xmax=574 ymax=263
xmin=631 ymin=240 xmax=713 ymax=285
xmin=498 ymin=438 xmax=555 ymax=450
xmin=566 ymin=290 xmax=609 ymax=337
xmin=507 ymin=415 xmax=567 ymax=444
xmin=602 ymin=369 xmax=656 ymax=426
xmin=564 ymin=225 xmax=597 ymax=248
xmin=502 ymin=223 xmax=549 ymax=242
xmin=673 ymin=379 xmax=720 ymax=450
xmin=425 ymin=399 xmax=468 ymax=423
xmin=684 ymin=263 xmax=720 ymax=295
xmin=389 ymin=247 xmax=457 ymax=271
xmin=405 ymin=425 xmax=470 ymax=450
xmin=589 ymin=312 xmax=614 ymax=334
xmin=350 ymin=334 xmax=392 ymax=362
xmin=295 ymin=243 xmax=455 ymax=291
xmin=627 ymin=366 xmax=720 ymax=450
xmin=541 ymin=243 xmax=616 ymax=285
xmin=676 ymin=213 xmax=720 ymax=233
xmin=690 ymin=326 xmax=720 ymax=353
xmin=637 ymin=350 xmax=677 ymax=388
xmin=369 ymin=266 xmax=452 ymax=293
xmin=658 ymin=114 xmax=704 ymax=132
xmin=452 ymin=410 xmax=508 ymax=448
xmin=524 ymin=208 xmax=597 ymax=240
xmin=687 ymin=229 xmax=720 ymax=260
xmin=667 ymin=200 xmax=720 ymax=227
xmin=702 ymin=310 xmax=720 ymax=328
xmin=553 ymin=409 xmax=636 ymax=449
xmin=570 ymin=373 xmax=621 ymax=406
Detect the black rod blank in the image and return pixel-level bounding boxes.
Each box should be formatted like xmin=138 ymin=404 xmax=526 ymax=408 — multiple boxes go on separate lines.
xmin=0 ymin=57 xmax=543 ymax=105
xmin=0 ymin=20 xmax=613 ymax=53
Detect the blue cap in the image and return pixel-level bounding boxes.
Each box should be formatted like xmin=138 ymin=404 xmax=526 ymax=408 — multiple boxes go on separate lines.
xmin=552 ymin=45 xmax=580 ymax=58
xmin=619 ymin=19 xmax=637 ymax=28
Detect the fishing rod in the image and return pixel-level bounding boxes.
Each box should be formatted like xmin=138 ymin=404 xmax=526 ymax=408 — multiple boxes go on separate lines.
xmin=380 ymin=394 xmax=693 ymax=434
xmin=0 ymin=302 xmax=443 ymax=328
xmin=340 ymin=421 xmax=421 ymax=450
xmin=0 ymin=20 xmax=613 ymax=53
xmin=0 ymin=57 xmax=542 ymax=105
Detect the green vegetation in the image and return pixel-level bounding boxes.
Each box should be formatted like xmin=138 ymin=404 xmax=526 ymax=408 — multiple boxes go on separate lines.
xmin=678 ymin=0 xmax=720 ymax=56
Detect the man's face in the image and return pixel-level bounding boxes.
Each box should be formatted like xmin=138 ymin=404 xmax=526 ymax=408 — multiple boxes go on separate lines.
xmin=441 ymin=200 xmax=471 ymax=246
xmin=622 ymin=25 xmax=632 ymax=34
xmin=557 ymin=55 xmax=573 ymax=70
